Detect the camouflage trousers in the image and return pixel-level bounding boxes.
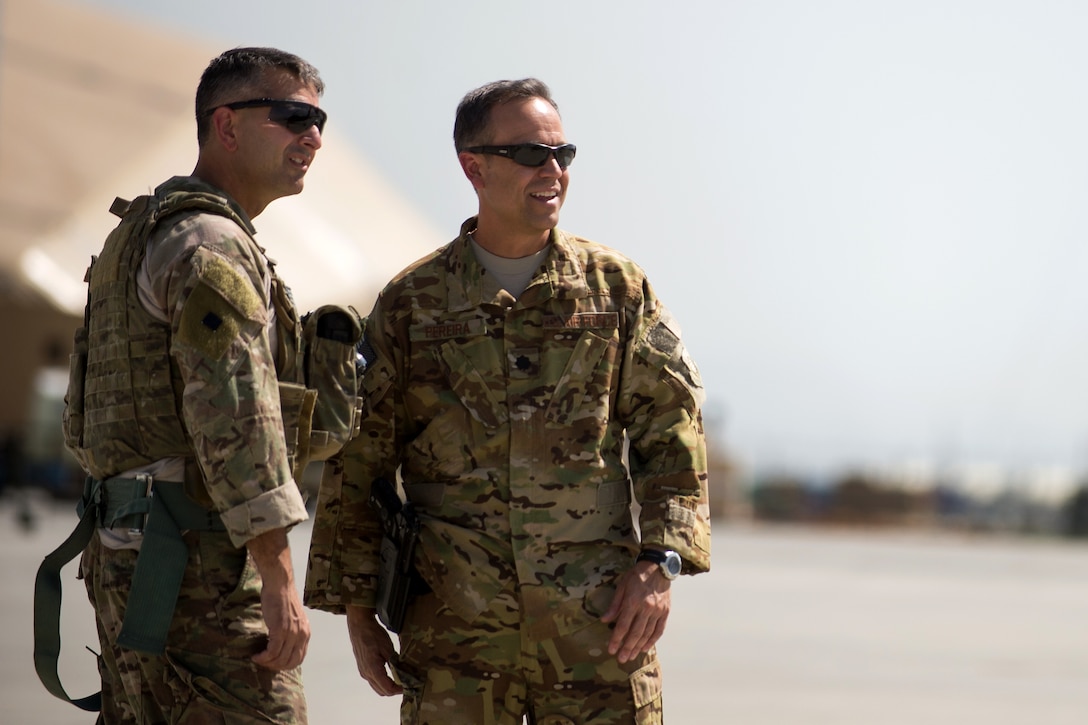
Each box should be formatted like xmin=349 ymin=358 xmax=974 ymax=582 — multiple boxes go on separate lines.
xmin=392 ymin=586 xmax=663 ymax=725
xmin=81 ymin=531 xmax=306 ymax=724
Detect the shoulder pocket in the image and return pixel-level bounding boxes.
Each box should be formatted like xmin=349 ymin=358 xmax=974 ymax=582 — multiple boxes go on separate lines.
xmin=176 ymin=249 xmax=264 ymax=361
xmin=639 ymin=312 xmax=704 ymax=407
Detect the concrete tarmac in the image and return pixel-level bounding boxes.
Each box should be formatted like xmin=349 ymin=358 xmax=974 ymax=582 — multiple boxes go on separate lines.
xmin=5 ymin=492 xmax=1088 ymax=724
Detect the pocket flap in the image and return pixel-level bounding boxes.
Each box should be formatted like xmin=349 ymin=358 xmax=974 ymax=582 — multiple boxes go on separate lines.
xmin=630 ymin=660 xmax=662 ymax=710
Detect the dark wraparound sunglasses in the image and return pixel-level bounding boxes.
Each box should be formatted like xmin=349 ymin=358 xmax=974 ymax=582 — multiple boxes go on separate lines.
xmin=209 ymin=98 xmax=328 ymax=134
xmin=465 ymin=143 xmax=577 ymax=170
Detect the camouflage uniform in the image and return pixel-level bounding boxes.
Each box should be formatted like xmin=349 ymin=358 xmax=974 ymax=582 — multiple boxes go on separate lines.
xmin=72 ymin=176 xmax=312 ymax=724
xmin=306 ymin=218 xmax=710 ymax=724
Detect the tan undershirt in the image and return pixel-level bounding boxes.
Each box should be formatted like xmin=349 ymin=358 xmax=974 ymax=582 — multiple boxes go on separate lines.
xmin=469 ymin=236 xmax=549 ymax=299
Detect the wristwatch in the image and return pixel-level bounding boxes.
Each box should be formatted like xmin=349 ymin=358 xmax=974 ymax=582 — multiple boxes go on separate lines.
xmin=636 ymin=549 xmax=683 ymax=580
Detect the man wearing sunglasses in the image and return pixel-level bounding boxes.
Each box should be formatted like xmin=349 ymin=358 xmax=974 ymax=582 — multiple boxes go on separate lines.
xmin=306 ymin=78 xmax=710 ymax=724
xmin=36 ymin=47 xmax=359 ymax=724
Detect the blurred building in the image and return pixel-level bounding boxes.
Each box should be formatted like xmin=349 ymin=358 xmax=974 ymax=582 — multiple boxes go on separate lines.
xmin=0 ymin=0 xmax=443 ymax=487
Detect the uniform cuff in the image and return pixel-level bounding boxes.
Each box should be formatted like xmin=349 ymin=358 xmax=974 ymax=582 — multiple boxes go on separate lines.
xmin=220 ymin=484 xmax=308 ymax=548
xmin=639 ymin=501 xmax=711 ymax=574
xmin=304 ymin=574 xmax=379 ymax=614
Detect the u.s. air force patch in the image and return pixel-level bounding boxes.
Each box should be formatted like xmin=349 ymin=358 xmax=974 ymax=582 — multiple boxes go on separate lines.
xmin=176 ymin=249 xmax=263 ymax=360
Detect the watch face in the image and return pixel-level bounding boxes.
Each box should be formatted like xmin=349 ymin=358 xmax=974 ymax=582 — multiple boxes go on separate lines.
xmin=663 ymin=551 xmax=683 ymax=578
xmin=638 ymin=549 xmax=683 ymax=579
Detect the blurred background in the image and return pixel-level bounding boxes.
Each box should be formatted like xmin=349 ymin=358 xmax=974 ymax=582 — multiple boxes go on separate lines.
xmin=4 ymin=0 xmax=1088 ymax=533
xmin=3 ymin=1 xmax=1088 ymax=723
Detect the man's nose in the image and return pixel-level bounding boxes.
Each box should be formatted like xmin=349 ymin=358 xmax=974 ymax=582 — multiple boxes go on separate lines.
xmin=301 ymin=124 xmax=322 ymax=150
xmin=539 ymin=155 xmax=562 ymax=176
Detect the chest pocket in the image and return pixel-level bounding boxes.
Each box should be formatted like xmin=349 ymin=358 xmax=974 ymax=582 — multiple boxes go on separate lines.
xmin=543 ymin=327 xmax=617 ymax=426
xmin=433 ymin=335 xmax=508 ymax=430
xmin=538 ymin=309 xmax=621 ymax=427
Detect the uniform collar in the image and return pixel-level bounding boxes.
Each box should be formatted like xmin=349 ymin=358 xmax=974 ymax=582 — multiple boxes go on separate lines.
xmin=446 ymin=217 xmax=588 ymax=311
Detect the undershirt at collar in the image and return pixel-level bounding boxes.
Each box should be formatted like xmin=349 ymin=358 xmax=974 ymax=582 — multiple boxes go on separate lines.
xmin=469 ymin=237 xmax=549 ymax=299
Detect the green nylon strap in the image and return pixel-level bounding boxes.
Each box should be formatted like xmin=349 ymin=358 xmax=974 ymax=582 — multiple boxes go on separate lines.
xmin=33 ymin=476 xmax=227 ymax=711
xmin=33 ymin=486 xmax=103 ymax=712
xmin=115 ymin=489 xmax=190 ymax=654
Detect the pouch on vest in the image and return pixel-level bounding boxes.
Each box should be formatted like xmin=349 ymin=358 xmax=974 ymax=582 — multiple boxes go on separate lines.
xmin=62 ymin=324 xmax=89 ymax=468
xmin=277 ymin=381 xmax=317 ymax=484
xmin=63 ymin=259 xmax=94 ymax=474
xmin=302 ymin=305 xmax=363 ymax=464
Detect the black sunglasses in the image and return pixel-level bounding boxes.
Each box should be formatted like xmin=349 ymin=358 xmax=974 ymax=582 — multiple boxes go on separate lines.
xmin=465 ymin=143 xmax=577 ymax=170
xmin=214 ymin=98 xmax=328 ymax=134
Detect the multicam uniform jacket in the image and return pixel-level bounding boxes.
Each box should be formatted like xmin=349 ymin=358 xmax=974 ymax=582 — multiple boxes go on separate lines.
xmin=306 ymin=218 xmax=710 ymax=641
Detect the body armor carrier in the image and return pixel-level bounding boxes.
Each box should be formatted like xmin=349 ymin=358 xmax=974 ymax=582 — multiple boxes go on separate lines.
xmin=62 ymin=179 xmax=362 ymax=492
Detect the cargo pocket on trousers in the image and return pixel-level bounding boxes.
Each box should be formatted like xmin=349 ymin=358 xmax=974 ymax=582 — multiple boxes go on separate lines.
xmin=390 ymin=657 xmax=424 ymax=722
xmin=630 ymin=661 xmax=663 ymax=725
xmin=167 ymin=648 xmax=302 ymax=723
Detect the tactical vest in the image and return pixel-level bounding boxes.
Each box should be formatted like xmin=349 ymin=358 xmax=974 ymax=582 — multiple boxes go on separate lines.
xmin=62 ymin=180 xmax=362 ymax=493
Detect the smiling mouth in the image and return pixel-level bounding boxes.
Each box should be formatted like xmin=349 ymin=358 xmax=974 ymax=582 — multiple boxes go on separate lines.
xmin=530 ymin=191 xmax=558 ymax=201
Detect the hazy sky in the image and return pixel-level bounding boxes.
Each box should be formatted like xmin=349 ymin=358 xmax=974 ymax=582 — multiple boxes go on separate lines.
xmin=67 ymin=0 xmax=1088 ymax=476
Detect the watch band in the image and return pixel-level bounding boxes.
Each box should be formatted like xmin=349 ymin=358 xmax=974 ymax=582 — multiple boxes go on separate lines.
xmin=636 ymin=549 xmax=669 ymax=566
xmin=636 ymin=549 xmax=682 ymax=579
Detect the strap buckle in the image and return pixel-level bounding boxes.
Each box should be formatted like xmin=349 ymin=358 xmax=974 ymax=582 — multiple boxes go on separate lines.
xmin=128 ymin=473 xmax=153 ymax=536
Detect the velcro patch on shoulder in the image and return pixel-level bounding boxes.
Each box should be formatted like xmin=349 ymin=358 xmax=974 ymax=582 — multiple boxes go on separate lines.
xmin=647 ymin=319 xmax=680 ymax=357
xmin=176 ymin=254 xmax=264 ymax=360
xmin=195 ymin=253 xmax=262 ymax=320
xmin=177 ymin=283 xmax=250 ymax=360
xmin=641 ymin=308 xmax=704 ymax=402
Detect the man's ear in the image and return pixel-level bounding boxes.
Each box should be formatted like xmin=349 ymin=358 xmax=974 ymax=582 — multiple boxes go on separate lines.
xmin=209 ymin=106 xmax=240 ymax=152
xmin=458 ymin=151 xmax=485 ymax=190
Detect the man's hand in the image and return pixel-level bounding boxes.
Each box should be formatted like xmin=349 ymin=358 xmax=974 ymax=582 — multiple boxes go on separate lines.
xmin=600 ymin=560 xmax=672 ymax=664
xmin=247 ymin=528 xmax=310 ymax=670
xmin=347 ymin=605 xmax=403 ymax=696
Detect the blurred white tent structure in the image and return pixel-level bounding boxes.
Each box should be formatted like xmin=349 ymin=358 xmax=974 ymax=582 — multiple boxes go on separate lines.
xmin=0 ymin=0 xmax=442 ymax=437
